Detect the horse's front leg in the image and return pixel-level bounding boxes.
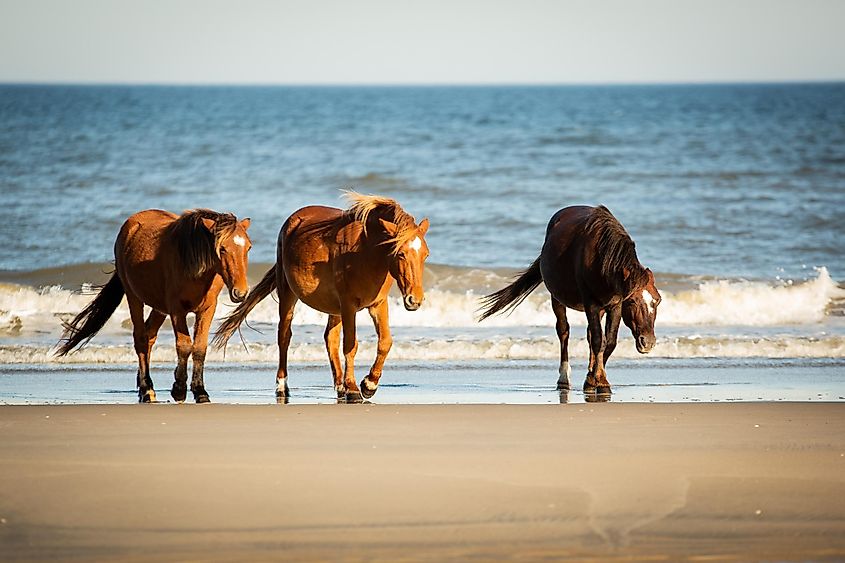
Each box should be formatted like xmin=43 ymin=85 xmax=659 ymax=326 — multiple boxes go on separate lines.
xmin=341 ymin=306 xmax=362 ymax=403
xmin=189 ymin=304 xmax=216 ymax=403
xmin=583 ymin=306 xmax=610 ymax=394
xmin=170 ymin=312 xmax=192 ymax=403
xmin=602 ymin=304 xmax=622 ymax=368
xmin=361 ymin=300 xmax=392 ymax=399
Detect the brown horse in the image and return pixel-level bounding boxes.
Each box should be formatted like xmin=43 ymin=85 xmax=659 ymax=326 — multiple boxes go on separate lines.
xmin=56 ymin=209 xmax=252 ymax=403
xmin=214 ymin=192 xmax=429 ymax=402
xmin=479 ymin=205 xmax=660 ymax=395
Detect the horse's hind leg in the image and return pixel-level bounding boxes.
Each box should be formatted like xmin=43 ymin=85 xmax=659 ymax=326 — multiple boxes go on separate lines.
xmin=551 ymin=298 xmax=571 ymax=390
xmin=324 ymin=314 xmax=344 ymax=398
xmin=340 ymin=305 xmax=363 ymax=403
xmin=170 ymin=312 xmax=192 ymax=403
xmin=188 ymin=305 xmax=216 ymax=403
xmin=361 ymin=299 xmax=392 ymax=399
xmin=127 ymin=294 xmax=156 ymax=403
xmin=275 ymin=279 xmax=297 ymax=401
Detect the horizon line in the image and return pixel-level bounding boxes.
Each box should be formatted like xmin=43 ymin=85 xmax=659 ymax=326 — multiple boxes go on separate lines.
xmin=2 ymin=79 xmax=844 ymax=88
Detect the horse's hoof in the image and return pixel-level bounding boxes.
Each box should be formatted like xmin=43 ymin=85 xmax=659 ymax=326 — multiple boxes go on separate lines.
xmin=556 ymin=381 xmax=570 ymax=391
xmin=335 ymin=386 xmax=347 ymax=399
xmin=345 ymin=390 xmax=363 ymax=403
xmin=596 ymin=385 xmax=612 ymax=396
xmin=139 ymin=390 xmax=156 ymax=403
xmin=192 ymin=388 xmax=211 ymax=403
xmin=586 ymin=393 xmax=611 ymax=403
xmin=171 ymin=384 xmax=187 ymax=403
xmin=360 ymin=377 xmax=378 ymax=399
xmin=583 ymin=384 xmax=597 ymax=394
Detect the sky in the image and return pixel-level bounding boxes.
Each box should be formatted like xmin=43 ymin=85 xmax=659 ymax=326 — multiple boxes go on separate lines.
xmin=1 ymin=0 xmax=844 ymax=85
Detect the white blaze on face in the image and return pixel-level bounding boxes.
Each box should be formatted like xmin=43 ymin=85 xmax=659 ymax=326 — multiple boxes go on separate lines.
xmin=233 ymin=235 xmax=246 ymax=247
xmin=642 ymin=290 xmax=656 ymax=315
xmin=408 ymin=236 xmax=422 ymax=253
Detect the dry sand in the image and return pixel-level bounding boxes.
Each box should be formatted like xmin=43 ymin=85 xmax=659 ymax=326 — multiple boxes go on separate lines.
xmin=1 ymin=403 xmax=844 ymax=561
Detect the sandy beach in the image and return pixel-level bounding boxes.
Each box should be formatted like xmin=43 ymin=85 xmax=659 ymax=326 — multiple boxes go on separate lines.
xmin=1 ymin=403 xmax=844 ymax=561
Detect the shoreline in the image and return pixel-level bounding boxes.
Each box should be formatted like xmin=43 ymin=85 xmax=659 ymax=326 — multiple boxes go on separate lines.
xmin=3 ymin=360 xmax=845 ymax=405
xmin=2 ymin=403 xmax=844 ymax=561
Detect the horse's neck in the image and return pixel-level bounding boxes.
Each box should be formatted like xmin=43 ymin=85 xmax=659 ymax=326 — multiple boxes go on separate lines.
xmin=621 ymin=264 xmax=647 ymax=298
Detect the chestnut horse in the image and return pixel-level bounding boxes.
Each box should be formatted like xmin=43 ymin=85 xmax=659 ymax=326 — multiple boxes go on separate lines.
xmin=215 ymin=193 xmax=429 ymax=402
xmin=57 ymin=209 xmax=252 ymax=403
xmin=479 ymin=205 xmax=660 ymax=395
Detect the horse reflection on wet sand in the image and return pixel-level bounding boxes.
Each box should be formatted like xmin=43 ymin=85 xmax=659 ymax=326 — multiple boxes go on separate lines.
xmin=215 ymin=192 xmax=429 ymax=403
xmin=479 ymin=205 xmax=660 ymax=396
xmin=56 ymin=209 xmax=252 ymax=403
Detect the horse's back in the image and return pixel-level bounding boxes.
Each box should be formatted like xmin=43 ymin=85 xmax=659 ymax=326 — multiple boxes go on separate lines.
xmin=277 ymin=205 xmax=345 ymax=311
xmin=540 ymin=205 xmax=600 ymax=310
xmin=115 ymin=209 xmax=180 ymax=308
xmin=116 ymin=209 xmax=177 ymax=259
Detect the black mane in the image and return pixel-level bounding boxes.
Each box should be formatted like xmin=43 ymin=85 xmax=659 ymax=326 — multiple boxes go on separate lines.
xmin=585 ymin=206 xmax=649 ymax=294
xmin=170 ymin=209 xmax=238 ymax=279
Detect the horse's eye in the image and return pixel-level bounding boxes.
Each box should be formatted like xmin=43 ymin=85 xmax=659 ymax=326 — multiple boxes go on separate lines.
xmin=219 ymin=247 xmax=228 ymax=255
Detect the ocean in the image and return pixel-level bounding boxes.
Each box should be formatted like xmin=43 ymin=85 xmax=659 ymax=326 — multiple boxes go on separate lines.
xmin=1 ymin=84 xmax=844 ymax=403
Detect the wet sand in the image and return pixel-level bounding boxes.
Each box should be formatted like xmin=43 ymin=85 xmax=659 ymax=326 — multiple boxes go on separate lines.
xmin=1 ymin=403 xmax=844 ymax=561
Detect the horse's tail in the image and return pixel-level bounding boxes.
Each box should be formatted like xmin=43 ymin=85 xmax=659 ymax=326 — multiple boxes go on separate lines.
xmin=55 ymin=273 xmax=125 ymax=356
xmin=213 ymin=264 xmax=277 ymax=348
xmin=477 ymin=257 xmax=543 ymax=321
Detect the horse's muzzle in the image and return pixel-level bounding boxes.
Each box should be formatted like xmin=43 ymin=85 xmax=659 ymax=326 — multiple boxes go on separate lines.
xmin=403 ymin=294 xmax=421 ymax=311
xmin=636 ymin=334 xmax=655 ymax=354
xmin=230 ymin=288 xmax=247 ymax=303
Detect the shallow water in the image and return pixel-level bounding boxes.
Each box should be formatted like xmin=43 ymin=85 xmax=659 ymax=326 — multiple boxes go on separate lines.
xmin=3 ymin=359 xmax=844 ymax=405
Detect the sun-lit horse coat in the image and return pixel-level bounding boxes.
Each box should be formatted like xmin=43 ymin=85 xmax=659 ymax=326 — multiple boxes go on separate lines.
xmin=215 ymin=193 xmax=429 ymax=402
xmin=57 ymin=209 xmax=252 ymax=403
xmin=479 ymin=205 xmax=660 ymax=395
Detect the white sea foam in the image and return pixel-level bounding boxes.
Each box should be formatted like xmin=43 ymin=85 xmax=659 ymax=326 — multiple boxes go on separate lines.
xmin=3 ymin=333 xmax=844 ymax=364
xmin=1 ymin=268 xmax=841 ymax=338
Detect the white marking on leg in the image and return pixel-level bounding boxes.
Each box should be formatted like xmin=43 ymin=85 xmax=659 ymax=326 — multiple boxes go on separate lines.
xmin=408 ymin=237 xmax=422 ymax=252
xmin=557 ymin=361 xmax=571 ymax=386
xmin=642 ymin=290 xmax=655 ymax=315
xmin=233 ymin=235 xmax=246 ymax=247
xmin=277 ymin=378 xmax=288 ymax=394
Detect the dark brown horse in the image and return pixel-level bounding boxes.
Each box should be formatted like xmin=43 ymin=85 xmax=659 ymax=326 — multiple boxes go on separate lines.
xmin=479 ymin=205 xmax=660 ymax=395
xmin=56 ymin=209 xmax=252 ymax=403
xmin=215 ymin=192 xmax=429 ymax=402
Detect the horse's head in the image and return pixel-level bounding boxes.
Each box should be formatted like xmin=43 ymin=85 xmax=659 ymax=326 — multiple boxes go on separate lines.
xmin=203 ymin=216 xmax=252 ymax=303
xmin=379 ymin=217 xmax=430 ymax=311
xmin=621 ymin=268 xmax=660 ymax=353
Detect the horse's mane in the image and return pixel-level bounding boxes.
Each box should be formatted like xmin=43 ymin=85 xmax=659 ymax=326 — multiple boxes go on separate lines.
xmin=586 ymin=206 xmax=649 ymax=293
xmin=307 ymin=191 xmax=419 ymax=253
xmin=169 ymin=209 xmax=239 ymax=279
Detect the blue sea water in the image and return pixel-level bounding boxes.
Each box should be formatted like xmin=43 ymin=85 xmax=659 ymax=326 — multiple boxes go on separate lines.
xmin=1 ymin=83 xmax=844 ymax=403
xmin=1 ymin=83 xmax=844 ymax=279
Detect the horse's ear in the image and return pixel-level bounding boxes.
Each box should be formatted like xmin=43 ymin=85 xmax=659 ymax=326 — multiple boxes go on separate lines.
xmin=201 ymin=217 xmax=216 ymax=232
xmin=378 ymin=218 xmax=399 ymax=237
xmin=418 ymin=218 xmax=430 ymax=236
xmin=240 ymin=218 xmax=251 ymax=230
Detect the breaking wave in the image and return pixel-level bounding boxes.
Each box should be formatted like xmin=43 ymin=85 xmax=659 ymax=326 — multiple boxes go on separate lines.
xmin=1 ymin=267 xmax=842 ymax=338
